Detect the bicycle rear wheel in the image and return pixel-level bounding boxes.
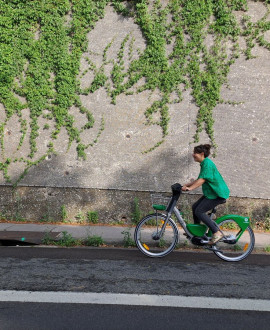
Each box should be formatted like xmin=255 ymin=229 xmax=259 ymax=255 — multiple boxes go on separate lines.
xmin=134 ymin=213 xmax=178 ymax=257
xmin=213 ymin=219 xmax=255 ymax=262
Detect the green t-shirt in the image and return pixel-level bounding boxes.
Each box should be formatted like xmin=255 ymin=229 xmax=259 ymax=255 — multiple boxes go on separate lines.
xmin=197 ymin=157 xmax=230 ymax=199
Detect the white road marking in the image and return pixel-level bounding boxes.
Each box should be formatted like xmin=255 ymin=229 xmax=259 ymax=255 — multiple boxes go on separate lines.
xmin=0 ymin=291 xmax=269 ymax=311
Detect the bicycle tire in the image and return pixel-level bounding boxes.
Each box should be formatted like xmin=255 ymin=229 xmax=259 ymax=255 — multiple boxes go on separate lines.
xmin=134 ymin=213 xmax=179 ymax=257
xmin=213 ymin=219 xmax=255 ymax=262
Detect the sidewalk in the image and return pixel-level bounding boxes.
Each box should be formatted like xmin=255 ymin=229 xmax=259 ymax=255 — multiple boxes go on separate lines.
xmin=0 ymin=223 xmax=129 ymax=245
xmin=0 ymin=222 xmax=269 ymax=251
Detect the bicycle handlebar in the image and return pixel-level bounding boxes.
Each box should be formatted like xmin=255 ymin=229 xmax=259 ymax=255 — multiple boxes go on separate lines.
xmin=166 ymin=183 xmax=183 ymax=212
xmin=171 ymin=183 xmax=182 ymax=196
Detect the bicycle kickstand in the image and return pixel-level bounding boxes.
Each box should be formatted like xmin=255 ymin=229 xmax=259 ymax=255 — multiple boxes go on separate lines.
xmin=204 ymin=246 xmax=223 ymax=253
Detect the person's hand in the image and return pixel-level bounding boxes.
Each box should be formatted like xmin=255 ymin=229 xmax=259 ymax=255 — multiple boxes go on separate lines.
xmin=182 ymin=185 xmax=190 ymax=192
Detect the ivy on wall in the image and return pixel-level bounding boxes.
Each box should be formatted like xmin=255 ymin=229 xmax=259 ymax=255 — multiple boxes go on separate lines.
xmin=0 ymin=0 xmax=270 ymax=184
xmin=0 ymin=0 xmax=108 ymax=184
xmin=103 ymin=0 xmax=270 ymax=151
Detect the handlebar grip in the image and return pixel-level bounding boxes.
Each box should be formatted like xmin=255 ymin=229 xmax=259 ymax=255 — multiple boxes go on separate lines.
xmin=171 ymin=183 xmax=182 ymax=195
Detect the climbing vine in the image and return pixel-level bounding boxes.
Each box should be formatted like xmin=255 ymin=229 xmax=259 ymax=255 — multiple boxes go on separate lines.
xmin=0 ymin=0 xmax=108 ymax=184
xmin=85 ymin=0 xmax=270 ymax=152
xmin=0 ymin=0 xmax=270 ymax=184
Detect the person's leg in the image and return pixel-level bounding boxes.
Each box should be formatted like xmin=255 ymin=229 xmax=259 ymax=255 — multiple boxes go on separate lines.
xmin=193 ymin=197 xmax=225 ymax=233
xmin=192 ymin=196 xmax=205 ymax=224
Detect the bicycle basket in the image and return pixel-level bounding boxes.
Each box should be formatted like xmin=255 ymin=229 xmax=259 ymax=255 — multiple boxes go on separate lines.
xmin=151 ymin=194 xmax=171 ymax=211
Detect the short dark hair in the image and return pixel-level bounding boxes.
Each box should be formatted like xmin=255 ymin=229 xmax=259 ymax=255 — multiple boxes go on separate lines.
xmin=193 ymin=144 xmax=211 ymax=157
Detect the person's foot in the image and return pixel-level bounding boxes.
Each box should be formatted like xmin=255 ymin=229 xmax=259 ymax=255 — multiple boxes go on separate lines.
xmin=208 ymin=232 xmax=223 ymax=245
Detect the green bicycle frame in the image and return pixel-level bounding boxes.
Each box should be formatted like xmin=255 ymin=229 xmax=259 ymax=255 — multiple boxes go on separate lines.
xmin=214 ymin=214 xmax=250 ymax=242
xmin=153 ymin=182 xmax=251 ymax=243
xmin=173 ymin=210 xmax=250 ymax=242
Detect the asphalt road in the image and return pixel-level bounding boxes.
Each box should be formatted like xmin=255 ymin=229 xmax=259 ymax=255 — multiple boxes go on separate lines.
xmin=0 ymin=247 xmax=269 ymax=298
xmin=0 ymin=247 xmax=269 ymax=329
xmin=1 ymin=302 xmax=270 ymax=330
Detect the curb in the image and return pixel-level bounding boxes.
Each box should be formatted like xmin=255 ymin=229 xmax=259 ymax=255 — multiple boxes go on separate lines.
xmin=0 ymin=223 xmax=269 ymax=251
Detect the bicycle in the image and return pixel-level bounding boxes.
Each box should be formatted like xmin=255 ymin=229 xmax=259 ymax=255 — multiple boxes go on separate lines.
xmin=134 ymin=183 xmax=255 ymax=262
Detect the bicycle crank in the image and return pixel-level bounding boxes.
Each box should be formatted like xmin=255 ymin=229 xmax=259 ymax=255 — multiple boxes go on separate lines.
xmin=191 ymin=236 xmax=209 ymax=246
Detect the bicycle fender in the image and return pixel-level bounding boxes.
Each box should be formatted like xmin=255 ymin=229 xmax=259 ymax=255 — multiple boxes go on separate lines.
xmin=215 ymin=214 xmax=250 ymax=231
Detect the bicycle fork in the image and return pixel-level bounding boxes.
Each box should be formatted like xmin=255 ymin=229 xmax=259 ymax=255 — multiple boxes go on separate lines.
xmin=153 ymin=183 xmax=182 ymax=240
xmin=153 ymin=211 xmax=172 ymax=239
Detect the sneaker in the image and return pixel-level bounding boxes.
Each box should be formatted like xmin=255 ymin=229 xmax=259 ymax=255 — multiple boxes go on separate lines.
xmin=208 ymin=232 xmax=223 ymax=245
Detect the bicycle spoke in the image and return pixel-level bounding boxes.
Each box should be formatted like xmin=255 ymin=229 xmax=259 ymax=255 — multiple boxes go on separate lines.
xmin=134 ymin=214 xmax=178 ymax=257
xmin=214 ymin=219 xmax=255 ymax=262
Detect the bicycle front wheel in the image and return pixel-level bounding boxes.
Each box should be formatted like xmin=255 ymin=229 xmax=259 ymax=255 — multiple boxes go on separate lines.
xmin=134 ymin=213 xmax=178 ymax=257
xmin=214 ymin=219 xmax=255 ymax=262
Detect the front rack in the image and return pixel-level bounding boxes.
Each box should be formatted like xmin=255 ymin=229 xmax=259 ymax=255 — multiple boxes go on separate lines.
xmin=151 ymin=194 xmax=171 ymax=211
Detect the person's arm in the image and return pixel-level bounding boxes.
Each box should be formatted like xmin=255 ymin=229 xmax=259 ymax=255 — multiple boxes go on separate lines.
xmin=182 ymin=178 xmax=205 ymax=191
xmin=183 ymin=178 xmax=195 ymax=187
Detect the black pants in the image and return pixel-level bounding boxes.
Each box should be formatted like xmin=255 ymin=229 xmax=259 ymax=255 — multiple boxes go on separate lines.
xmin=192 ymin=196 xmax=226 ymax=233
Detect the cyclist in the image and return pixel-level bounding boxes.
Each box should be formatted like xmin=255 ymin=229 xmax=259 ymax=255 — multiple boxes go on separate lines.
xmin=182 ymin=144 xmax=230 ymax=245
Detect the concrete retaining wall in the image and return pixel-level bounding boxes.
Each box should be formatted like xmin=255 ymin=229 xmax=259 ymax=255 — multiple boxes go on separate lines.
xmin=0 ymin=2 xmax=270 ymax=224
xmin=0 ymin=186 xmax=269 ymax=227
